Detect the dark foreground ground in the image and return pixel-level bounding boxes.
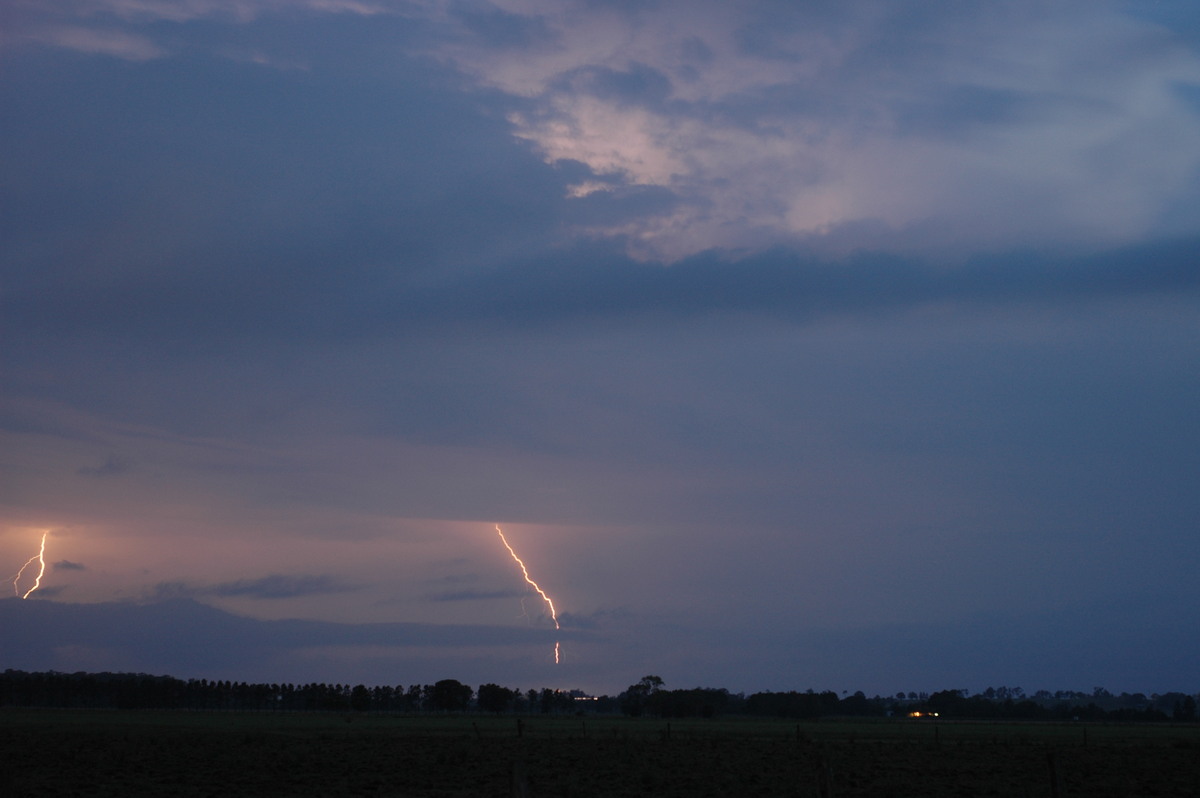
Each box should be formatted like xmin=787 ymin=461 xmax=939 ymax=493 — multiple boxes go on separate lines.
xmin=3 ymin=709 xmax=1199 ymax=797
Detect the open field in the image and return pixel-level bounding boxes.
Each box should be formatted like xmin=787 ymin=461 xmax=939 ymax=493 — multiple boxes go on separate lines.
xmin=3 ymin=709 xmax=1199 ymax=797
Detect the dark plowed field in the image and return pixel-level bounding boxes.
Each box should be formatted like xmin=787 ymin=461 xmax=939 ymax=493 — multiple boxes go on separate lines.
xmin=3 ymin=710 xmax=1198 ymax=796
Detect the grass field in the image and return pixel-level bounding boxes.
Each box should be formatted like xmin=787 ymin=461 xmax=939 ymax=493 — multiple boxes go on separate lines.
xmin=3 ymin=709 xmax=1198 ymax=796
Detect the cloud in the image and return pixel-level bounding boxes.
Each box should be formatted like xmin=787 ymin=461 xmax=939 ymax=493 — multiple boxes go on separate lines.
xmin=2 ymin=0 xmax=1198 ymax=699
xmin=6 ymin=230 xmax=1198 ymax=352
xmin=152 ymin=574 xmax=357 ymax=600
xmin=428 ymin=588 xmax=526 ymax=602
xmin=12 ymin=1 xmax=1198 ymax=261
xmin=426 ymin=0 xmax=1200 ymax=260
xmin=557 ymin=607 xmax=634 ymax=631
xmin=8 ymin=591 xmax=1192 ymax=694
xmin=77 ymin=455 xmax=133 ymax=478
xmin=0 ymin=598 xmax=580 ymax=686
xmin=28 ymin=26 xmax=167 ymax=60
xmin=45 ymin=0 xmax=399 ymax=25
xmin=53 ymin=560 xmax=87 ymax=571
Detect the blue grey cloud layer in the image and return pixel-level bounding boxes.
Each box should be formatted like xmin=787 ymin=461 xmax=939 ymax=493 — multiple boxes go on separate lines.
xmin=2 ymin=0 xmax=1199 ymax=694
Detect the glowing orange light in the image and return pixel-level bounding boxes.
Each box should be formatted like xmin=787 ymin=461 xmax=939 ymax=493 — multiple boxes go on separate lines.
xmin=11 ymin=532 xmax=48 ymax=599
xmin=495 ymin=524 xmax=561 ymax=664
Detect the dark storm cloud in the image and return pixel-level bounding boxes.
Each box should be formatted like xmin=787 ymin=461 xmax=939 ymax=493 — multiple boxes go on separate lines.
xmin=1127 ymin=2 xmax=1200 ymax=43
xmin=54 ymin=560 xmax=87 ymax=571
xmin=485 ymin=237 xmax=1200 ymax=324
xmin=6 ymin=231 xmax=1199 ymax=349
xmin=0 ymin=30 xmax=565 ymax=297
xmin=447 ymin=1 xmax=555 ymax=50
xmin=428 ymin=588 xmax=526 ymax=602
xmin=552 ymin=62 xmax=675 ymax=107
xmin=766 ymin=590 xmax=1200 ymax=694
xmin=3 ymin=0 xmax=1199 ymax=696
xmin=888 ymin=84 xmax=1071 ymax=140
xmin=4 ymin=2 xmax=1199 ymax=353
xmin=77 ymin=454 xmax=133 ymax=478
xmin=1174 ymin=81 xmax=1200 ymax=112
xmin=556 ymin=608 xmax=633 ymax=632
xmin=152 ymin=574 xmax=357 ymax=600
xmin=0 ymin=597 xmax=570 ymax=682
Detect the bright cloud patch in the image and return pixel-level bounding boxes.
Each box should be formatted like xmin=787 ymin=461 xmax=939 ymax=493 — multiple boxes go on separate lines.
xmin=12 ymin=0 xmax=1200 ymax=260
xmin=29 ymin=26 xmax=166 ymax=60
xmin=431 ymin=0 xmax=1200 ymax=260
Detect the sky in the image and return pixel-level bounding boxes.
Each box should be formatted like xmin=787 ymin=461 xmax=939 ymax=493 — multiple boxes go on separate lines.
xmin=2 ymin=0 xmax=1199 ymax=698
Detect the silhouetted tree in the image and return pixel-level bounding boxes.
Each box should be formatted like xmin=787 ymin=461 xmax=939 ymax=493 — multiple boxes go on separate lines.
xmin=1 ymin=669 xmax=1194 ymax=723
xmin=745 ymin=689 xmax=840 ymax=719
xmin=539 ymin=688 xmax=570 ymax=714
xmin=477 ymin=683 xmax=516 ymax=713
xmin=620 ymin=675 xmax=664 ymax=716
xmin=926 ymin=689 xmax=968 ymax=717
xmin=839 ymin=690 xmax=880 ymax=716
xmin=430 ymin=679 xmax=472 ymax=712
xmin=350 ymin=684 xmax=371 ymax=712
xmin=653 ymin=687 xmax=733 ymax=718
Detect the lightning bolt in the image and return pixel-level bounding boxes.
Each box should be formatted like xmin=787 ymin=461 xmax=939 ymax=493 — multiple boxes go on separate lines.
xmin=11 ymin=532 xmax=48 ymax=599
xmin=495 ymin=524 xmax=561 ymax=664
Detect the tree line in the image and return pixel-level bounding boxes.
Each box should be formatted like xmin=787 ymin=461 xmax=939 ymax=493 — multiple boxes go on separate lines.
xmin=2 ymin=669 xmax=1196 ymax=722
xmin=0 ymin=670 xmax=589 ymax=714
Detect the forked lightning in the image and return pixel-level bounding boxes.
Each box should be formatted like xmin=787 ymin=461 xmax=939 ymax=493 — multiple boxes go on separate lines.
xmin=495 ymin=524 xmax=561 ymax=664
xmin=11 ymin=532 xmax=48 ymax=599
